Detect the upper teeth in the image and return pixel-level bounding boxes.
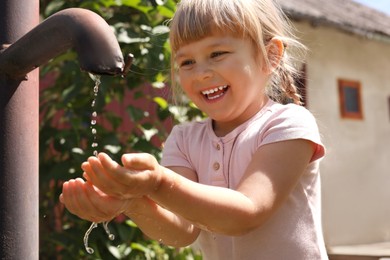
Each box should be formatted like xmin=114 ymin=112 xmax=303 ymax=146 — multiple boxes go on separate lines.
xmin=202 ymin=85 xmax=227 ymax=95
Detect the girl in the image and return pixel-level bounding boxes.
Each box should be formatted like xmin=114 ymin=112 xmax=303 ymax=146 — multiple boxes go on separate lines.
xmin=60 ymin=0 xmax=328 ymax=259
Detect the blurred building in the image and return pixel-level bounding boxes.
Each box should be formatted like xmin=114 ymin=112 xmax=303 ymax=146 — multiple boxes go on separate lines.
xmin=277 ymin=0 xmax=390 ymax=258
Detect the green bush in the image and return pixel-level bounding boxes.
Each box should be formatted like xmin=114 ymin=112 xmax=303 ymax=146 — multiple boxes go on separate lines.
xmin=39 ymin=0 xmax=203 ymax=258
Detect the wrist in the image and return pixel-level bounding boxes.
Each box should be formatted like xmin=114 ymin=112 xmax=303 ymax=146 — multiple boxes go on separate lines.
xmin=149 ymin=166 xmax=179 ymax=199
xmin=123 ymin=196 xmax=157 ymax=218
xmin=150 ymin=164 xmax=164 ymax=195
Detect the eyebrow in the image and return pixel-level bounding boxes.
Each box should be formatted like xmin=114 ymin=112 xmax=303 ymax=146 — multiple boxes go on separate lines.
xmin=174 ymin=52 xmax=187 ymax=61
xmin=175 ymin=41 xmax=229 ymax=61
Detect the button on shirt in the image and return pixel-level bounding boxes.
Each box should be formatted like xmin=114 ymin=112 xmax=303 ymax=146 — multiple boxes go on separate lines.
xmin=161 ymin=99 xmax=327 ymax=260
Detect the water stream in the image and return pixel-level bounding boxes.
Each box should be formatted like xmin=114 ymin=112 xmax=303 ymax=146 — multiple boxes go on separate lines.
xmin=83 ymin=74 xmax=115 ymax=254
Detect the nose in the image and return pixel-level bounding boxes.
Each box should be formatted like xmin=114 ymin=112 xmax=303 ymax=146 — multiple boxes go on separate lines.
xmin=194 ymin=62 xmax=214 ymax=81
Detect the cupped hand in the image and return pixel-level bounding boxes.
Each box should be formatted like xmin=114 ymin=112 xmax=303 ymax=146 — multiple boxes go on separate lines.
xmin=82 ymin=152 xmax=162 ymax=200
xmin=59 ymin=178 xmax=129 ymax=223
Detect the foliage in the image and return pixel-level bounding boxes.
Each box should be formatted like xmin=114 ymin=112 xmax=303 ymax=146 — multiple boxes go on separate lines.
xmin=38 ymin=0 xmax=203 ymax=259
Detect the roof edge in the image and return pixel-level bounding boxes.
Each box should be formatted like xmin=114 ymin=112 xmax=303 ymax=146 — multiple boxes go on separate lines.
xmin=284 ymin=9 xmax=390 ymax=44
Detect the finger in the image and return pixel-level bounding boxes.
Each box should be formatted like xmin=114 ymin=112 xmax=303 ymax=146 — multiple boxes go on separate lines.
xmin=121 ymin=153 xmax=161 ymax=192
xmin=88 ymin=154 xmax=130 ymax=198
xmin=97 ymin=153 xmax=136 ymax=192
xmin=97 ymin=153 xmax=122 ymax=172
xmin=77 ymin=181 xmax=112 ymax=222
xmin=121 ymin=153 xmax=156 ymax=171
xmin=59 ymin=193 xmax=64 ymax=204
xmin=99 ymin=153 xmax=134 ymax=180
xmin=81 ymin=162 xmax=90 ymax=174
xmin=85 ymin=184 xmax=124 ymax=217
xmin=61 ymin=180 xmax=78 ymax=208
xmin=81 ymin=162 xmax=93 ymax=182
xmin=83 ymin=172 xmax=91 ymax=182
xmin=65 ymin=179 xmax=108 ymax=222
xmin=84 ymin=156 xmax=114 ymax=193
xmin=62 ymin=179 xmax=86 ymax=218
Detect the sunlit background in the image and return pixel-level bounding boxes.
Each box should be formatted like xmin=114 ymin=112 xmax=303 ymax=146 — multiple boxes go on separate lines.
xmin=353 ymin=0 xmax=390 ymax=15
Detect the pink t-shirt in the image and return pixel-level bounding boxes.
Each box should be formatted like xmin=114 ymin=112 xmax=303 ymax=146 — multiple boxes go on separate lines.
xmin=161 ymin=99 xmax=328 ymax=259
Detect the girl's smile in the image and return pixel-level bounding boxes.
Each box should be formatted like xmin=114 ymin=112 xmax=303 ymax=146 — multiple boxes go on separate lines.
xmin=201 ymin=85 xmax=229 ymax=101
xmin=176 ymin=32 xmax=271 ymax=136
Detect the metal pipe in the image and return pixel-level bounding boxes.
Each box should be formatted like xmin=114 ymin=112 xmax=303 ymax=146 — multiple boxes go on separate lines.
xmin=0 ymin=5 xmax=126 ymax=260
xmin=0 ymin=8 xmax=125 ymax=79
xmin=0 ymin=1 xmax=39 ymax=259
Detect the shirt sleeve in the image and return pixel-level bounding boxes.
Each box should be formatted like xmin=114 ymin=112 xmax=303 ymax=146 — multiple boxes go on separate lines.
xmin=260 ymin=104 xmax=325 ymax=162
xmin=160 ymin=125 xmax=193 ymax=169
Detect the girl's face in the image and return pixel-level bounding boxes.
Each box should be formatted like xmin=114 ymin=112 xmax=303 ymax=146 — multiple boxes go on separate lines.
xmin=175 ymin=32 xmax=271 ymax=135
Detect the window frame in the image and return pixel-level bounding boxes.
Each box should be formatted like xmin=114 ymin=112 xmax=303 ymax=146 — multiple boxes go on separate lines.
xmin=338 ymin=79 xmax=364 ymax=120
xmin=388 ymin=96 xmax=390 ymax=121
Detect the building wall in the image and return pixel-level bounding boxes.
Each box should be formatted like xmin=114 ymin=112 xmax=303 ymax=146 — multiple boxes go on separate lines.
xmin=294 ymin=22 xmax=390 ymax=246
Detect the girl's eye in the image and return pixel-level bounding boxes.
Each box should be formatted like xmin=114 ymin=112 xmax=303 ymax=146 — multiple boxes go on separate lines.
xmin=180 ymin=59 xmax=195 ymax=67
xmin=211 ymin=51 xmax=228 ymax=58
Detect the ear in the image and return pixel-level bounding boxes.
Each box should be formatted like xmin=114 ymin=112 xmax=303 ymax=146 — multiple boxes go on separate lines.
xmin=264 ymin=37 xmax=284 ymax=73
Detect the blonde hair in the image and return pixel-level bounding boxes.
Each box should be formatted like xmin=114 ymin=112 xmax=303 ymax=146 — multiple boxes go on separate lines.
xmin=169 ymin=0 xmax=306 ymax=105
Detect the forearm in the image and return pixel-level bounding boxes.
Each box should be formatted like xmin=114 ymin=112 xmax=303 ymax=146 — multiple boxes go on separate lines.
xmin=124 ymin=196 xmax=200 ymax=247
xmin=149 ymin=167 xmax=268 ymax=236
xmin=84 ymin=152 xmax=267 ymax=236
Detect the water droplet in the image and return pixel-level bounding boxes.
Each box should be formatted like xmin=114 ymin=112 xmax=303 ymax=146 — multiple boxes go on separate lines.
xmin=84 ymin=222 xmax=98 ymax=254
xmin=89 ymin=75 xmax=100 ymax=157
xmin=103 ymin=221 xmax=115 ymax=241
xmin=83 ymin=74 xmax=109 ymax=254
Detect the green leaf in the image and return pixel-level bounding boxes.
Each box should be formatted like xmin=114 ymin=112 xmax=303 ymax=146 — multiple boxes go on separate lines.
xmin=121 ymin=0 xmax=153 ymax=13
xmin=131 ymin=242 xmax=150 ymax=253
xmin=43 ymin=0 xmax=65 ymax=16
xmin=125 ymin=220 xmax=138 ymax=228
xmin=126 ymin=106 xmax=145 ymax=121
xmin=153 ymin=97 xmax=168 ymax=109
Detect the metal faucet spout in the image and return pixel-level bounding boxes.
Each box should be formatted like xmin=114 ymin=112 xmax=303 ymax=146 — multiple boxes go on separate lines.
xmin=0 ymin=8 xmax=125 ymax=79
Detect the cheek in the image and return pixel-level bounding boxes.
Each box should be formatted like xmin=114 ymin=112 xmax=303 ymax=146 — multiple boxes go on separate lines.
xmin=178 ymin=68 xmax=191 ymax=82
xmin=226 ymin=62 xmax=256 ymax=82
xmin=178 ymin=72 xmax=189 ymax=89
xmin=177 ymin=72 xmax=195 ymax=96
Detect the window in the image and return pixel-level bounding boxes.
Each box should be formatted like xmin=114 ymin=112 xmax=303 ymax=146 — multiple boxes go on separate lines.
xmin=338 ymin=79 xmax=363 ymax=119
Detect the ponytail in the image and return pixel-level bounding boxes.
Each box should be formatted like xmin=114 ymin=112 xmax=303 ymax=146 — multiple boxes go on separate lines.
xmin=267 ymin=50 xmax=304 ymax=106
xmin=279 ymin=60 xmax=302 ymax=105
